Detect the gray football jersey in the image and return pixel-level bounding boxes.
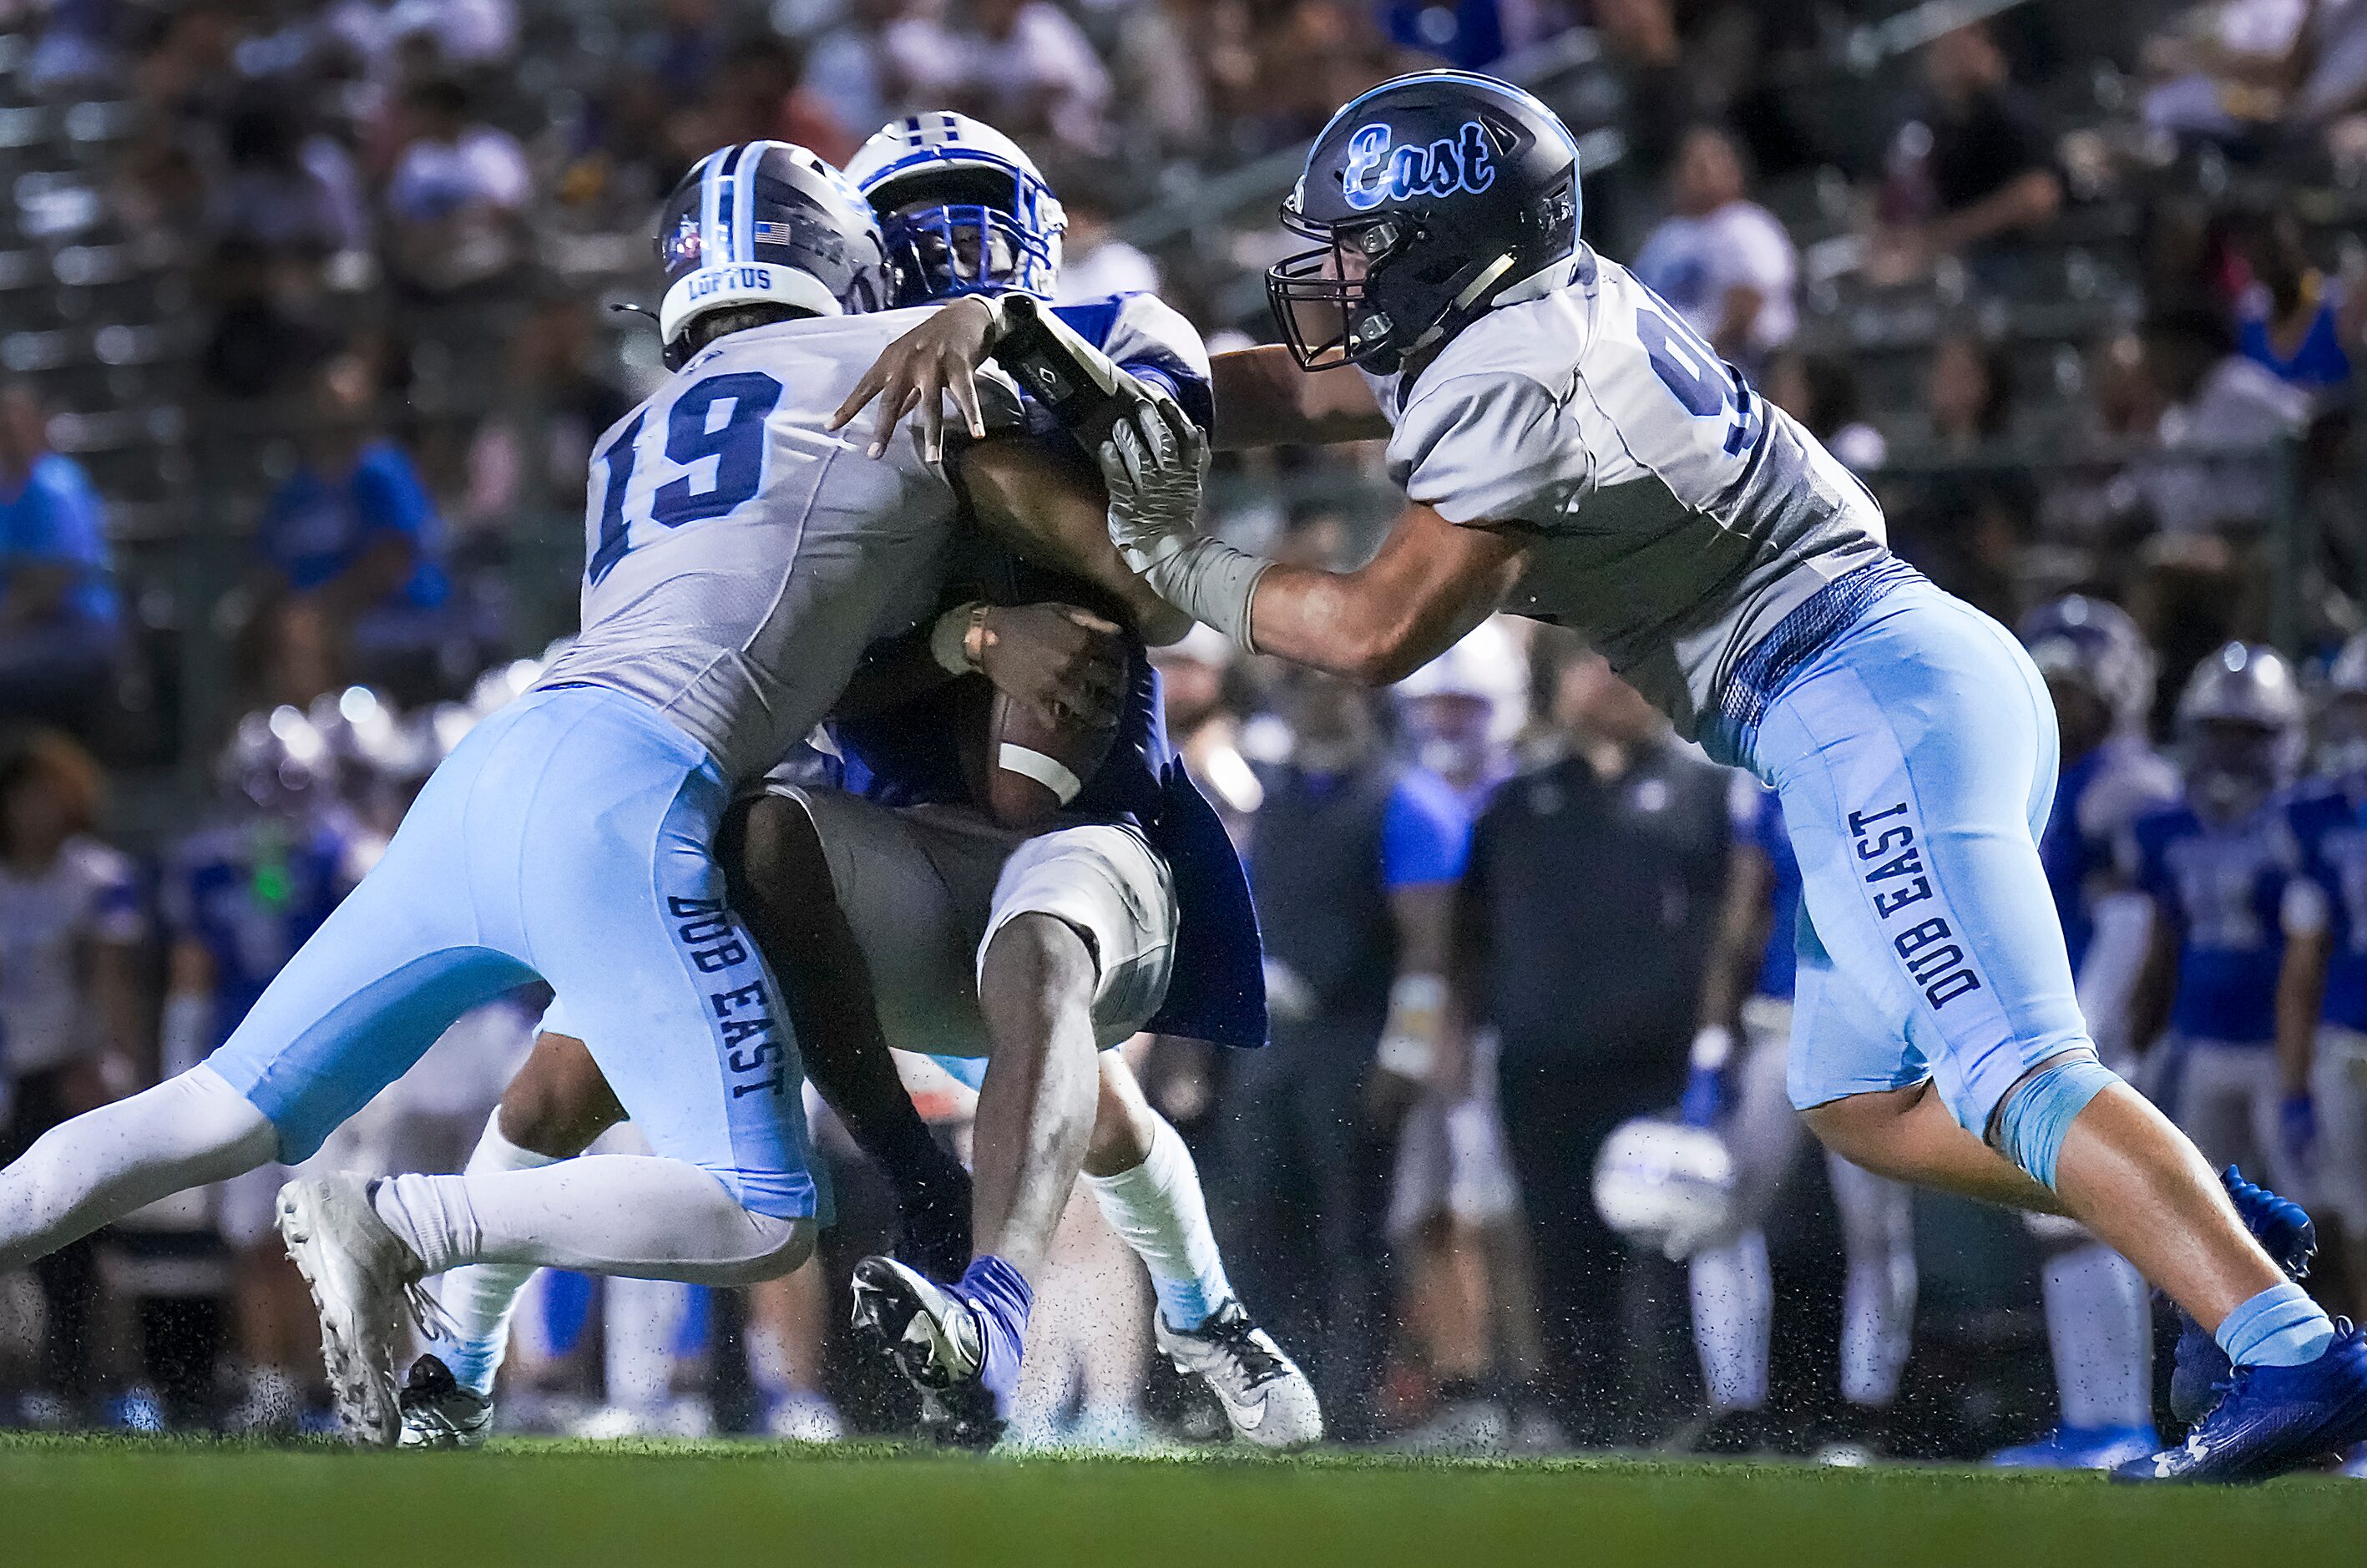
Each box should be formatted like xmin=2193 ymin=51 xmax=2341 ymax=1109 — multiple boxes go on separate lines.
xmin=1368 ymin=248 xmax=1888 ymax=740
xmin=539 ymin=307 xmax=986 ymax=784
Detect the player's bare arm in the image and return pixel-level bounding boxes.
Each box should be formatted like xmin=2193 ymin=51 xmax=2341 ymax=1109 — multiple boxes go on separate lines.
xmin=958 ymin=438 xmax=1192 ymax=646
xmin=1207 ymin=344 xmax=1390 ymax=450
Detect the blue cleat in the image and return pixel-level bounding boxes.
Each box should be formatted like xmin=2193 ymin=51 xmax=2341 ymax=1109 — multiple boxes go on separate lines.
xmin=2116 ymin=1319 xmax=2367 ymax=1484
xmin=2169 ymin=1167 xmax=2318 ymax=1425
xmin=1989 ymin=1423 xmax=2160 ymax=1470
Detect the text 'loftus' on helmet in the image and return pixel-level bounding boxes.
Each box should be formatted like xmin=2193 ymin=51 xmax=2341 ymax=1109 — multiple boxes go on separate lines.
xmin=655 ymin=141 xmax=890 ymax=370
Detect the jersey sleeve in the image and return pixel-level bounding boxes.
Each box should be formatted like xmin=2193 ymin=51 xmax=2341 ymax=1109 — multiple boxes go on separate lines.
xmin=1057 ymin=293 xmax=1214 ymax=433
xmin=1381 ymin=770 xmax=1472 ymax=888
xmin=1390 ymin=372 xmax=1588 ymax=529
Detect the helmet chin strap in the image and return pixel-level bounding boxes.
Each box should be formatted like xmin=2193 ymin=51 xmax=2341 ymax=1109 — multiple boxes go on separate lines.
xmin=1405 ymin=251 xmax=1517 ymax=358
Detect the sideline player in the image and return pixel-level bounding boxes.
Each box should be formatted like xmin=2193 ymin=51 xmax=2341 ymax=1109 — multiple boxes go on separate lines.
xmin=0 ymin=141 xmax=1137 ymax=1446
xmin=2301 ymin=635 xmax=2367 ymax=1320
xmin=1682 ymin=773 xmax=1917 ymax=1458
xmin=400 ymin=114 xmax=1317 ymax=1451
xmin=1987 ymin=597 xmax=2177 ymax=1468
xmin=841 ymin=73 xmax=2367 ymax=1480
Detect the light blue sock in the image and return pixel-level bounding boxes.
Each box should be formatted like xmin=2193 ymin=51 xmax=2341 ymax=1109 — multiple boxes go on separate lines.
xmin=2216 ymin=1281 xmax=2336 ymax=1369
xmin=1992 ymin=1053 xmax=2120 ymax=1190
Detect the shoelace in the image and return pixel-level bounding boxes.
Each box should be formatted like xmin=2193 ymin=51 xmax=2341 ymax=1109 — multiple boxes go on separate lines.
xmin=1202 ymin=1313 xmax=1288 ymax=1391
xmin=403 ymin=1278 xmax=457 ymax=1346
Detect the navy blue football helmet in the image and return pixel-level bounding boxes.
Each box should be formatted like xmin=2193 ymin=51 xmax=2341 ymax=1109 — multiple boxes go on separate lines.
xmin=655 ymin=141 xmax=890 ymax=370
xmin=1267 ymin=71 xmax=1581 ymax=374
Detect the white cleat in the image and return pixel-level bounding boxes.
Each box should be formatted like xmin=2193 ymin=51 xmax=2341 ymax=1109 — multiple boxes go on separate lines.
xmin=275 ymin=1175 xmax=424 ymax=1448
xmin=1156 ymin=1299 xmax=1323 ymax=1450
xmin=397 ymin=1355 xmax=493 ymax=1449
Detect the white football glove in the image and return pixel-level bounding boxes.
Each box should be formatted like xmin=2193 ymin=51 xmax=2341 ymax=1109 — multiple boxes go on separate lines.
xmin=1097 ymin=397 xmax=1207 ymax=574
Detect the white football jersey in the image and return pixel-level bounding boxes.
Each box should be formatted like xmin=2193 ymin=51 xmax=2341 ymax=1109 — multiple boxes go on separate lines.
xmin=539 ymin=306 xmax=1008 ymax=784
xmin=1364 ymin=247 xmax=1888 ymax=741
xmin=0 ymin=835 xmax=144 ymax=1075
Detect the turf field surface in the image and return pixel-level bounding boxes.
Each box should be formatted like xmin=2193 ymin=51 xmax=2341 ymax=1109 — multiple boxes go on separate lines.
xmin=7 ymin=1434 xmax=2362 ymax=1568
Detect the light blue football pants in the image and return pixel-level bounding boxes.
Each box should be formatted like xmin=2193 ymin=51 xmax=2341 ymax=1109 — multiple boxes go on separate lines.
xmin=1750 ymin=579 xmax=2093 ymax=1135
xmin=206 ymin=685 xmax=822 ymax=1219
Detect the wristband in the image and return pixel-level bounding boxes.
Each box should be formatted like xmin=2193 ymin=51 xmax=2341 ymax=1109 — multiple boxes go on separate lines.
xmin=1145 ymin=537 xmax=1271 ymax=653
xmin=930 ymin=601 xmax=987 ymax=675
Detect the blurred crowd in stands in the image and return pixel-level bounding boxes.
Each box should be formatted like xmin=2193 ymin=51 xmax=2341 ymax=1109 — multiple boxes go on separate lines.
xmin=7 ymin=0 xmax=2367 ymax=1456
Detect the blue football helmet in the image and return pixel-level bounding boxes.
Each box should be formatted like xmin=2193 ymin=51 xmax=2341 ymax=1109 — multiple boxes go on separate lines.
xmin=2019 ymin=594 xmax=2157 ymax=734
xmin=846 ymin=113 xmax=1065 ymax=306
xmin=1267 ymin=70 xmax=1581 ymax=373
xmin=655 ymin=140 xmax=889 ymax=370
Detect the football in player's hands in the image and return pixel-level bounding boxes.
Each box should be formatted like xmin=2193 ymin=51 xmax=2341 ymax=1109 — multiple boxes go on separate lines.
xmin=960 ymin=674 xmax=1120 ymax=830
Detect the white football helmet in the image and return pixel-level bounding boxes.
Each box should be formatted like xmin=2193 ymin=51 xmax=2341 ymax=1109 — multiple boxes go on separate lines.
xmin=1593 ymin=1115 xmax=1737 ymax=1262
xmin=847 ymin=112 xmax=1065 ymax=304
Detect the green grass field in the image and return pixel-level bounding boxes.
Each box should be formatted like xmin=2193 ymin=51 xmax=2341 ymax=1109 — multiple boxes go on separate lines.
xmin=6 ymin=1436 xmax=2364 ymax=1568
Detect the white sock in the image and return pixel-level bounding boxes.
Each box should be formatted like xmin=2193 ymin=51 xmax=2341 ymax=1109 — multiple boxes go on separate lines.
xmin=1084 ymin=1113 xmax=1233 ymax=1330
xmin=0 ymin=1066 xmax=274 ymax=1270
xmin=427 ymin=1111 xmax=563 ymax=1396
xmin=2043 ymin=1242 xmax=2152 ymax=1430
xmin=1689 ymin=1229 xmax=1773 ymax=1411
xmin=604 ymin=1275 xmax=694 ymax=1412
xmin=369 ymin=1155 xmax=810 ymax=1287
xmin=1828 ymin=1153 xmax=1915 ymax=1408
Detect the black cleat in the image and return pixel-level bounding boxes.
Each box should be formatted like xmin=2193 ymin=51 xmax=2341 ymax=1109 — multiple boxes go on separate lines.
xmin=849 ymin=1255 xmax=1003 ymax=1451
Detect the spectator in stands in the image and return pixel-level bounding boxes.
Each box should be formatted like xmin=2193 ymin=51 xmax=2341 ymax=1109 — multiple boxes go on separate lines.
xmin=382 ymin=76 xmax=531 ymax=297
xmin=1054 ymin=184 xmax=1161 ymax=304
xmin=962 ymin=0 xmax=1115 ymax=157
xmin=1378 ymin=0 xmax=1505 ymax=70
xmin=1456 ymin=646 xmax=1732 ymax=1445
xmin=1870 ymin=23 xmax=2062 ymax=286
xmin=1631 ymin=124 xmax=1798 ymax=373
xmin=704 ymin=34 xmax=857 ymax=167
xmin=630 ymin=0 xmax=735 ymax=99
xmin=1763 ymin=352 xmax=1887 ymax=473
xmin=1109 ymin=0 xmax=1212 ymax=163
xmin=2126 ymin=306 xmax=2312 ymax=536
xmin=0 ymin=730 xmax=146 ymax=1423
xmin=1217 ymin=665 xmax=1469 ymax=1442
xmin=2233 ymin=208 xmax=2359 ymax=408
xmin=252 ymin=352 xmax=453 ymax=698
xmin=1882 ymin=330 xmax=2030 ymax=620
xmin=210 ymin=90 xmax=369 ymax=258
xmin=457 ymin=292 xmax=635 ymax=537
xmin=0 ymin=384 xmax=121 ymax=726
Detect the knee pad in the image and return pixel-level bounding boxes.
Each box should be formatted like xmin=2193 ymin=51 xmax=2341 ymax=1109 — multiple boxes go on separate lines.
xmin=1992 ymin=1052 xmax=2122 ymax=1191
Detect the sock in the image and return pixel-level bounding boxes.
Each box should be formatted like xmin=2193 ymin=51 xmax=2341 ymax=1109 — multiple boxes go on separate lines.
xmin=1084 ymin=1115 xmax=1233 ymax=1331
xmin=2043 ymin=1242 xmax=2152 ymax=1430
xmin=367 ymin=1154 xmax=808 ymax=1286
xmin=1689 ymin=1229 xmax=1773 ymax=1411
xmin=0 ymin=1066 xmax=275 ymax=1271
xmin=1993 ymin=1053 xmax=2120 ymax=1189
xmin=954 ymin=1253 xmax=1034 ymax=1414
xmin=2216 ymin=1280 xmax=2336 ymax=1369
xmin=426 ymin=1111 xmax=562 ymax=1396
xmin=1828 ymin=1153 xmax=1915 ymax=1407
xmin=604 ymin=1275 xmax=694 ymax=1413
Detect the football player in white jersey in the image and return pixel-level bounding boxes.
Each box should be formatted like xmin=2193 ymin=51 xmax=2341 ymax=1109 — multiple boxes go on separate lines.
xmin=842 ymin=71 xmax=2367 ymax=1481
xmin=0 ymin=140 xmax=1139 ymax=1447
xmin=397 ymin=113 xmax=1318 ymax=1452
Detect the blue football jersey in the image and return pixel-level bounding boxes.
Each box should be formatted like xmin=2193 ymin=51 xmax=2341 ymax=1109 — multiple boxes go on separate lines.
xmin=161 ymin=812 xmax=364 ymax=1051
xmin=1736 ymin=779 xmax=1800 ymax=1003
xmin=2041 ymin=737 xmax=2179 ymax=976
xmin=2290 ymin=777 xmax=2367 ymax=1031
xmin=2129 ymin=793 xmax=2310 ymax=1044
